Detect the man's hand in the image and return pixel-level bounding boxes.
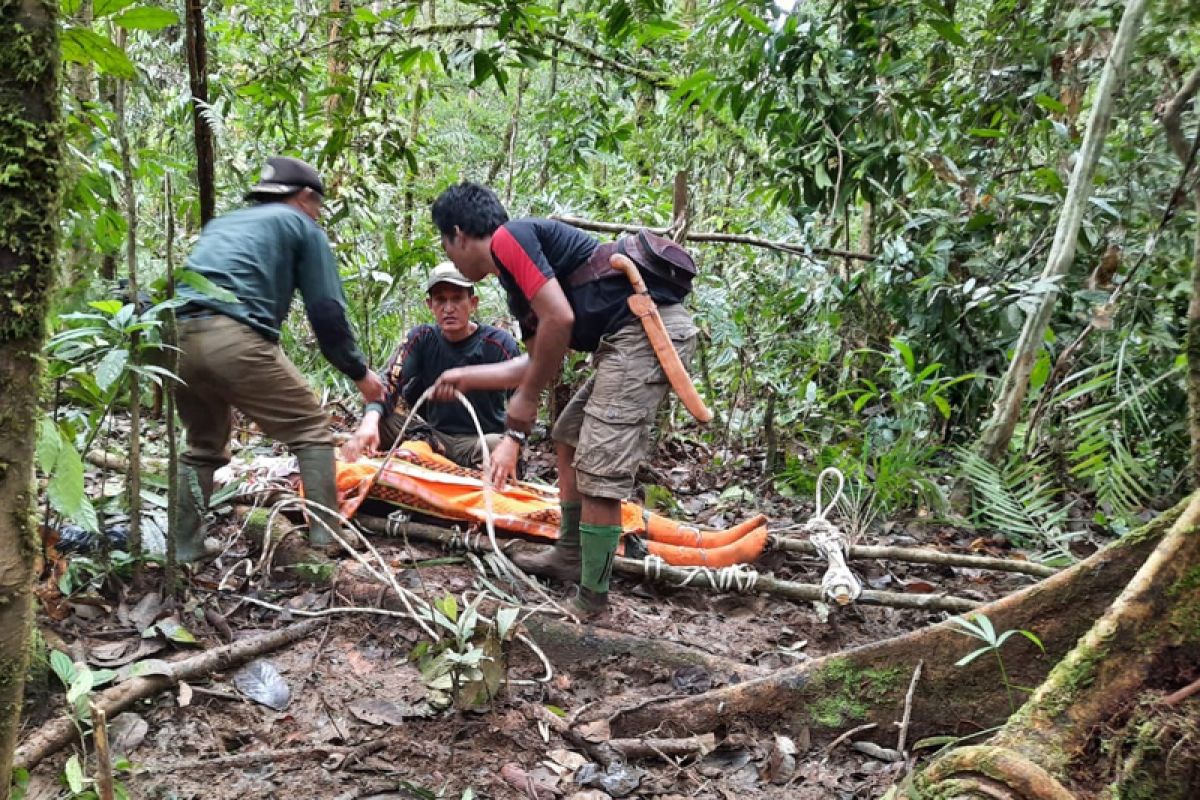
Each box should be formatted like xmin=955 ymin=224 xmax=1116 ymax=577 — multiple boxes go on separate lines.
xmin=431 ymin=368 xmax=469 ymax=402
xmin=505 ymin=389 xmax=538 ymax=434
xmin=341 ymin=425 xmax=380 ymax=463
xmin=355 ymin=370 xmax=386 ymax=403
xmin=487 ymin=436 xmax=521 ymax=490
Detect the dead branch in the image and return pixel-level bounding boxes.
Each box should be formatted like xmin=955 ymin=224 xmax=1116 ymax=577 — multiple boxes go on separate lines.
xmin=14 ymin=619 xmax=323 ymax=771
xmin=137 ymin=743 xmax=352 ymax=773
xmin=551 ymin=214 xmax=876 ymax=262
xmin=85 ymin=449 xmax=168 ymax=474
xmin=585 ymin=498 xmax=1187 ymax=743
xmin=773 ymin=535 xmax=1057 ymax=578
xmin=607 ymin=733 xmax=717 ymax=761
xmin=521 ymin=616 xmax=763 ymax=682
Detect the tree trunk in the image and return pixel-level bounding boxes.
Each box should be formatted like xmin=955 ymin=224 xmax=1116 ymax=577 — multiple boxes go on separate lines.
xmin=588 ymin=497 xmax=1188 ymax=743
xmin=900 ymin=494 xmax=1200 ymax=799
xmin=1162 ymin=66 xmax=1200 ymax=490
xmin=979 ymin=0 xmax=1148 ymax=463
xmin=0 ymin=0 xmax=62 ymax=792
xmin=113 ymin=28 xmax=142 ymax=566
xmin=184 ymin=0 xmax=215 ymax=226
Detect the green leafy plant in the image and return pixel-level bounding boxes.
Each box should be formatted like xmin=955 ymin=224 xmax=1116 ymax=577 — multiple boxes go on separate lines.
xmin=47 ymin=651 xmax=134 ymax=799
xmin=413 ymin=594 xmax=520 ymax=709
xmin=956 ymin=446 xmax=1075 ymax=559
xmin=949 ymin=613 xmax=1045 ymax=713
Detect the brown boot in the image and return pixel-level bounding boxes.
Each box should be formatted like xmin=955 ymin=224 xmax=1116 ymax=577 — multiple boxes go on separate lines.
xmin=510 ymin=536 xmax=582 ymax=583
xmin=572 ymin=586 xmax=609 ymax=620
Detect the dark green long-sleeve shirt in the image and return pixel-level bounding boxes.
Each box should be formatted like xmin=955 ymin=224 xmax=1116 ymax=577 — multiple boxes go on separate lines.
xmin=179 ymin=202 xmax=368 ymax=379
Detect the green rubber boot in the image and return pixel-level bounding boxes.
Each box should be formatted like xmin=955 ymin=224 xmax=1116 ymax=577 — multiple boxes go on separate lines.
xmin=510 ymin=501 xmax=583 ymax=582
xmin=175 ymin=465 xmax=220 ymax=563
xmin=295 ymin=445 xmax=342 ymax=547
xmin=574 ymin=523 xmax=620 ymax=619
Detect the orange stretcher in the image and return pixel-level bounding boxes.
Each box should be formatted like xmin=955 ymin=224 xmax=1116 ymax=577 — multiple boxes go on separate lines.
xmin=336 ymin=441 xmax=768 ymax=568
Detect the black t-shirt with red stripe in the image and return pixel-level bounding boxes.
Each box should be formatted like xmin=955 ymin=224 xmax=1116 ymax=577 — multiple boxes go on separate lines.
xmin=490 ymin=218 xmax=643 ymax=352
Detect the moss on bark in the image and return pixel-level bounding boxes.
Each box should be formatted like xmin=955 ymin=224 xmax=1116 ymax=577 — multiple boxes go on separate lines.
xmin=0 ymin=0 xmax=62 ymax=793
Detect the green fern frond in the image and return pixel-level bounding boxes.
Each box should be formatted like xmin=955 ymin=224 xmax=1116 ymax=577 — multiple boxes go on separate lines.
xmin=955 ymin=447 xmax=1073 ymax=558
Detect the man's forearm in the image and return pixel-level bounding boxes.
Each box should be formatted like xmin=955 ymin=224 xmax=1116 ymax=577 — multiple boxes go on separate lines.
xmin=515 ymin=326 xmax=571 ymax=419
xmin=453 ymin=356 xmax=530 ymax=391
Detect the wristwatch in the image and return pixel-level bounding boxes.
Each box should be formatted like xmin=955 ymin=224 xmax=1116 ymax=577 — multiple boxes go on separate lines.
xmin=503 ymin=429 xmax=528 ymax=446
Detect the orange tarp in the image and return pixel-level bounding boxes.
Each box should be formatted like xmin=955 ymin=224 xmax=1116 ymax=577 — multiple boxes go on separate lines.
xmin=336 ymin=441 xmax=767 ymax=568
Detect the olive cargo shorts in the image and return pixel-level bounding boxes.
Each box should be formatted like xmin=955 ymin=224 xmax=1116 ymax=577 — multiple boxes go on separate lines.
xmin=177 ymin=315 xmax=334 ymax=468
xmin=551 ymin=303 xmax=698 ymax=500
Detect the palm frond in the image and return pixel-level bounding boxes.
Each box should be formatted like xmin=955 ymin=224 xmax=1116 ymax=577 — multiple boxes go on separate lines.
xmin=955 ymin=447 xmax=1074 ymax=559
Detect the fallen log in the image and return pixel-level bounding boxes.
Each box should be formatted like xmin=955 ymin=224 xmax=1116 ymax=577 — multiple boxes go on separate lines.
xmin=772 ymin=536 xmax=1057 ymax=578
xmin=898 ymin=493 xmax=1200 ymax=799
xmin=350 ymin=514 xmax=981 ymax=612
xmin=15 ymin=619 xmax=322 ymax=771
xmin=85 ymin=450 xmax=168 ymax=474
xmin=583 ymin=497 xmax=1188 ymax=744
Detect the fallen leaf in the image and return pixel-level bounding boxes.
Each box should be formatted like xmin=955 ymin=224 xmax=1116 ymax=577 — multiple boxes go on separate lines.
xmin=88 ymin=638 xmax=166 ymax=668
xmin=233 ymin=659 xmax=290 ymax=711
xmin=177 ymin=681 xmax=193 ymax=707
xmin=108 ymin=712 xmax=148 ymax=756
xmin=904 ymin=580 xmax=938 ymax=594
xmin=544 ymin=748 xmax=589 ymax=774
xmin=126 ymin=592 xmax=162 ymax=631
xmin=347 ymin=698 xmax=433 ymax=725
xmin=499 ymin=762 xmax=557 ymax=800
xmin=576 ymin=718 xmax=610 ymax=742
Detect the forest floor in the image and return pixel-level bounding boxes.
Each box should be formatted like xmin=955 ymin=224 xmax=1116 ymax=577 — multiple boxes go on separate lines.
xmin=18 ymin=411 xmax=1047 ymax=800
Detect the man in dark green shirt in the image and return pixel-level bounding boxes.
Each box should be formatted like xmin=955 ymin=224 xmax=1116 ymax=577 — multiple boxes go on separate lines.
xmin=175 ymin=156 xmax=384 ymax=562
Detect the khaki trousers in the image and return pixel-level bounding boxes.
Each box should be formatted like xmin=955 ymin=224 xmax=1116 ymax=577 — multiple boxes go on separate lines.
xmin=177 ymin=316 xmax=333 ymax=468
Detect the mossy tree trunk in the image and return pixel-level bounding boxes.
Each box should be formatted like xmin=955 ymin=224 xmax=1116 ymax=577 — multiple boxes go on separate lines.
xmin=0 ymin=0 xmax=63 ymax=794
xmin=587 ymin=498 xmax=1189 ymax=745
xmin=901 ymin=495 xmax=1200 ymax=799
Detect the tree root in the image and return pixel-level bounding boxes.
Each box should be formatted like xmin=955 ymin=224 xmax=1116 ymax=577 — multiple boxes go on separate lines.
xmin=582 ymin=497 xmax=1188 ymax=743
xmin=900 ymin=493 xmax=1200 ymax=798
xmin=911 ymin=745 xmax=1076 ymax=800
xmin=14 ymin=619 xmax=323 ymax=771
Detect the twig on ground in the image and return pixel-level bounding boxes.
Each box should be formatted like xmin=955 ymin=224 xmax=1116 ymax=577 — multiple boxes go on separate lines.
xmin=90 ymin=704 xmax=116 ymax=800
xmin=824 ymin=723 xmax=878 ymax=755
xmin=1163 ymin=675 xmax=1200 ymax=706
xmin=897 ymin=660 xmax=924 ymax=755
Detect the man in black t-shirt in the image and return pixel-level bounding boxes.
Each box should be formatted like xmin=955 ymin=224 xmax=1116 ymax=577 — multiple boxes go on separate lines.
xmin=430 ymin=182 xmax=698 ymax=618
xmin=341 ymin=263 xmax=520 ymax=468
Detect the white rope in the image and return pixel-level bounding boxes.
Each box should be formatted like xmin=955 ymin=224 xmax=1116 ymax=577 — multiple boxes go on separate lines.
xmin=641 ymin=554 xmax=761 ymax=593
xmin=801 ymin=467 xmax=861 ymax=605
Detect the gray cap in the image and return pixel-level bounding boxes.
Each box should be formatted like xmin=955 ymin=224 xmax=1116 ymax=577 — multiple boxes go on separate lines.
xmin=425 ymin=262 xmax=474 ymax=292
xmin=245 ymin=156 xmax=325 ymax=200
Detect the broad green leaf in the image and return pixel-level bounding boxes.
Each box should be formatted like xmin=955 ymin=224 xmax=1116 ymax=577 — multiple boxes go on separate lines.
xmin=114 ymin=6 xmax=180 ymax=30
xmin=954 ymin=644 xmax=992 ymax=667
xmin=735 ymin=6 xmax=772 ymax=34
xmin=36 ymin=419 xmax=63 ymax=475
xmin=96 ymin=348 xmax=130 ymax=392
xmin=974 ymin=613 xmax=997 ymax=645
xmin=67 ymin=668 xmax=94 ymax=704
xmin=1034 ymin=94 xmax=1067 ymax=113
xmin=891 ymin=339 xmax=915 ymax=373
xmin=495 ymin=606 xmax=519 ymax=639
xmin=50 ymin=650 xmax=76 ymax=687
xmin=61 ymin=27 xmax=136 ymax=79
xmin=967 ymin=127 xmax=1005 ymax=138
xmin=176 ymin=268 xmax=239 ymax=303
xmin=65 ymin=754 xmax=86 ymax=794
xmin=932 ymin=395 xmax=951 ymax=419
xmin=94 ymin=0 xmax=137 ymax=16
xmin=46 ymin=433 xmax=100 ymax=534
xmin=88 ymin=299 xmax=124 ymax=315
xmin=927 ymin=19 xmax=966 ymax=47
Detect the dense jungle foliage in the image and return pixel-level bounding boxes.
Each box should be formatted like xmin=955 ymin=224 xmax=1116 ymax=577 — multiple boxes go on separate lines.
xmin=45 ymin=0 xmax=1200 ymax=563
